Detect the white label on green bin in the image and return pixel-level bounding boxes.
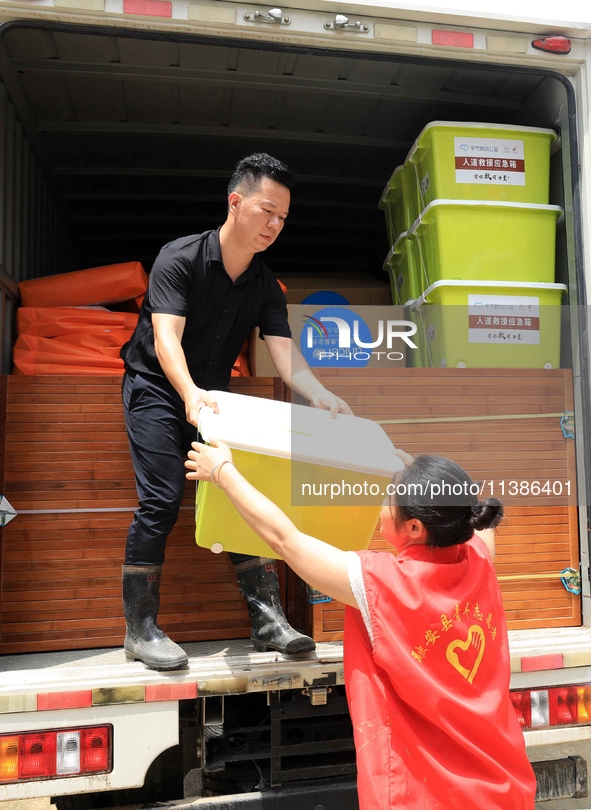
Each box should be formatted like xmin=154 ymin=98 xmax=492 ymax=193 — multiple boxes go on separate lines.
xmin=468 ymin=294 xmax=540 ymax=344
xmin=421 ymin=171 xmax=430 ymax=195
xmin=454 ymin=137 xmax=525 ymax=185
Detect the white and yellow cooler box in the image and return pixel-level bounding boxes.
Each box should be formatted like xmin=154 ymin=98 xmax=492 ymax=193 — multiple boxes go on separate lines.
xmin=195 ymin=392 xmax=404 ymax=560
xmin=410 ymin=280 xmax=567 ymax=369
xmin=406 ymin=121 xmax=557 ymax=214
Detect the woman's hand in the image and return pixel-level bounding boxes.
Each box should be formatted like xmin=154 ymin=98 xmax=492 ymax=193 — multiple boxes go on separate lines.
xmin=185 ymin=439 xmax=232 ymax=483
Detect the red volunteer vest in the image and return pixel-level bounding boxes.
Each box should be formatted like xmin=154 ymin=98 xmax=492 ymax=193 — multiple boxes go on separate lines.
xmin=344 ymin=536 xmax=536 ymax=810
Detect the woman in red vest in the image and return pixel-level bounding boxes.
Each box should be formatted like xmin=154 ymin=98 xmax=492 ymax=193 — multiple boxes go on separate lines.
xmin=186 ymin=444 xmax=537 ymax=809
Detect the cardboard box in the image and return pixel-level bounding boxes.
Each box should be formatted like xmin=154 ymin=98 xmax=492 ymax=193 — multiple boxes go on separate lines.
xmin=277 ymin=272 xmax=392 ymax=305
xmin=250 ymin=304 xmax=408 ymax=377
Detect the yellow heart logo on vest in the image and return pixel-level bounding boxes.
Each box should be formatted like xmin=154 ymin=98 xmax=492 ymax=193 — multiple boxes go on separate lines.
xmin=446 ymin=625 xmax=486 ymax=684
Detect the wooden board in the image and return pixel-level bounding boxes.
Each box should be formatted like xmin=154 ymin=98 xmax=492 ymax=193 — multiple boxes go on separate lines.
xmin=298 ymin=368 xmax=580 ymax=641
xmin=2 ymin=370 xmax=580 ymax=650
xmin=0 ymin=375 xmax=287 ymax=654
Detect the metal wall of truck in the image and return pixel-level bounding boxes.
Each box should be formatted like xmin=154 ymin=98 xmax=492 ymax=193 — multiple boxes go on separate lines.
xmin=0 ymin=79 xmax=77 ymax=372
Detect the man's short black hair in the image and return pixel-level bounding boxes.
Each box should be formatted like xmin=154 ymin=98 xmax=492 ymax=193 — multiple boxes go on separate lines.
xmin=228 ymin=153 xmax=295 ymax=196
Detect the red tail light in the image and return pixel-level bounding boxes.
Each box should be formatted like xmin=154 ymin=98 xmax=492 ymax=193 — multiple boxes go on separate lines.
xmin=80 ymin=727 xmax=110 ymax=773
xmin=510 ymin=689 xmax=531 ymax=728
xmin=531 ymin=36 xmax=572 ymax=54
xmin=550 ymin=687 xmax=577 ymax=726
xmin=0 ymin=726 xmax=112 ymax=783
xmin=511 ymin=685 xmax=591 ymax=730
xmin=19 ymin=733 xmax=56 ymax=780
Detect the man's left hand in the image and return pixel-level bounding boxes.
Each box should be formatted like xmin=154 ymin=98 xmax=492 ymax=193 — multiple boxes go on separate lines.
xmin=310 ymin=391 xmax=353 ymax=418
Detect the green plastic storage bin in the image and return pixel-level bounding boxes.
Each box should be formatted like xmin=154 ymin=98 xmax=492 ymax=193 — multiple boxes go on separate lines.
xmin=383 ymin=231 xmax=423 ymax=306
xmin=406 ymin=121 xmax=557 ymax=212
xmin=403 ymin=301 xmax=426 ymax=369
xmin=378 ymin=164 xmax=418 ymax=246
xmin=410 ymin=279 xmax=567 ymax=369
xmin=410 ymin=199 xmax=561 ymax=291
xmin=382 ymin=247 xmax=396 ymax=301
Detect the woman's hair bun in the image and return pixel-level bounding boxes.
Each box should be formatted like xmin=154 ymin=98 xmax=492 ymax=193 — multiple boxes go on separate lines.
xmin=468 ymin=497 xmax=504 ymax=530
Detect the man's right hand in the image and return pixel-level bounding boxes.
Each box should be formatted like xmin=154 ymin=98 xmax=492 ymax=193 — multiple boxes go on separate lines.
xmin=184 ymin=388 xmax=219 ymax=427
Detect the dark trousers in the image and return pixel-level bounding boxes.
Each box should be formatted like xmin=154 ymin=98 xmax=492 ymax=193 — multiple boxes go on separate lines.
xmin=122 ymin=371 xmax=253 ymax=567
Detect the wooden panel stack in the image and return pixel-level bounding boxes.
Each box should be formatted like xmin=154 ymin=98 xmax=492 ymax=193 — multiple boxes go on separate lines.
xmin=0 ymin=376 xmax=286 ymax=654
xmin=299 ymin=368 xmax=580 ymax=641
xmin=1 ymin=370 xmax=579 ymax=650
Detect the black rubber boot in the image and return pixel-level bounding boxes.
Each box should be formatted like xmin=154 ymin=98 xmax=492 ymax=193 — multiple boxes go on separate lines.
xmin=122 ymin=564 xmax=188 ymax=671
xmin=236 ymin=558 xmax=316 ymax=655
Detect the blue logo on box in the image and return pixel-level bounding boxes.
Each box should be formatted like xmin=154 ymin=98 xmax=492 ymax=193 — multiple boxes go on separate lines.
xmin=299 ymin=306 xmax=373 ymax=368
xmin=300 ymin=291 xmax=350 ymax=306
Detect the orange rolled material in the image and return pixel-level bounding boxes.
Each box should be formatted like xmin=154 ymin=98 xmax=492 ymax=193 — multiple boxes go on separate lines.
xmin=17 ymin=307 xmax=139 ymax=338
xmin=51 ymin=330 xmax=134 ymax=353
xmin=13 ymin=362 xmax=124 ymax=376
xmin=18 ymin=262 xmax=148 ymax=307
xmin=15 ymin=332 xmax=131 ymax=357
xmin=13 ymin=333 xmax=127 ymax=375
xmin=231 ymin=340 xmax=251 ymax=377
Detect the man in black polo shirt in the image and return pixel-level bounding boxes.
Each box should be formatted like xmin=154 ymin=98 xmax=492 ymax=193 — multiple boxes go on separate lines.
xmin=120 ymin=153 xmax=352 ymax=671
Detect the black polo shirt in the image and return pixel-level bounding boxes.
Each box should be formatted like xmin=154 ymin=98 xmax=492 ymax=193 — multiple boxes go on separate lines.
xmin=120 ymin=229 xmax=291 ymax=390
